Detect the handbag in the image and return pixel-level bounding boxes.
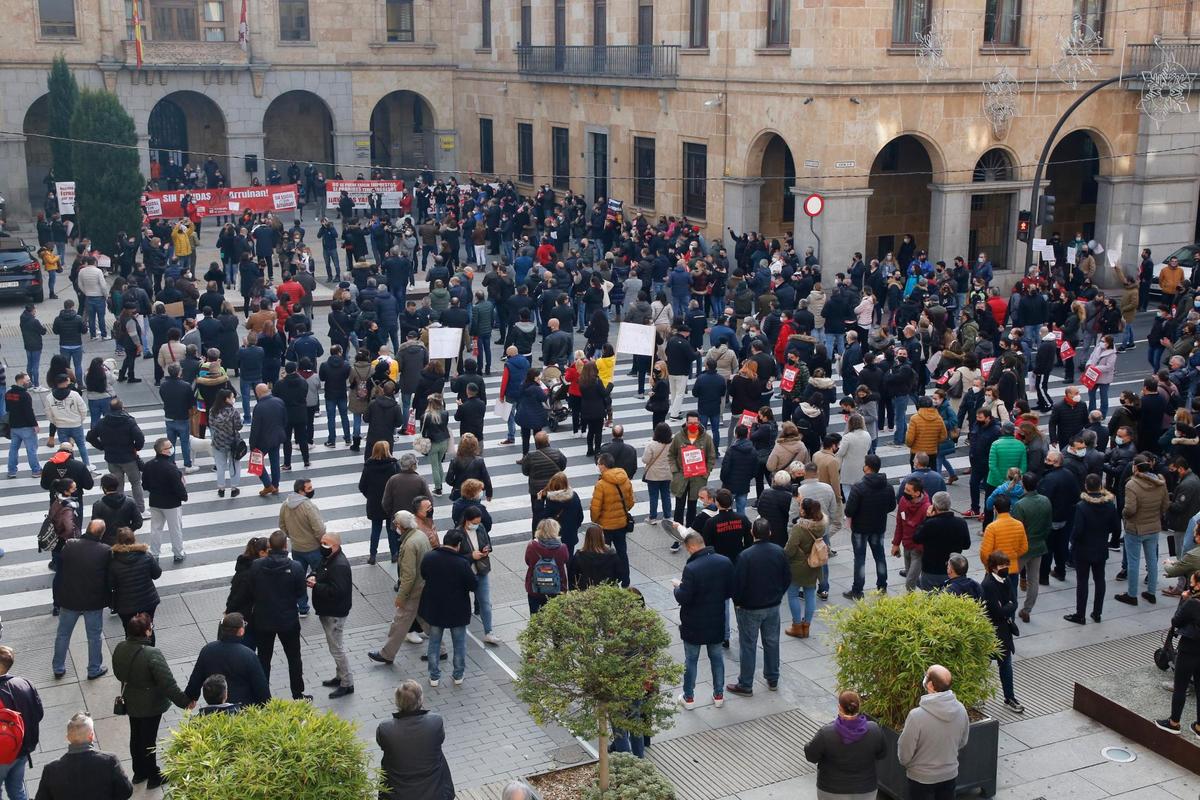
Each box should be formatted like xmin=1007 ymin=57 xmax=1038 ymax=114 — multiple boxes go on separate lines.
xmin=619 ymin=482 xmax=635 ymax=533
xmin=412 ymin=436 xmax=432 ymax=455
xmin=113 ymin=647 xmax=144 ymax=716
xmin=805 ymin=525 xmax=830 ymax=568
xmin=232 ymin=437 xmax=248 ymax=460
xmin=247 ymin=448 xmax=264 ymax=476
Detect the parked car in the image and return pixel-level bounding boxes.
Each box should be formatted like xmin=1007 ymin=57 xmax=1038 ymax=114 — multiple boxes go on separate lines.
xmin=0 ymin=232 xmax=45 ymax=303
xmin=1151 ymin=243 xmax=1200 ymax=298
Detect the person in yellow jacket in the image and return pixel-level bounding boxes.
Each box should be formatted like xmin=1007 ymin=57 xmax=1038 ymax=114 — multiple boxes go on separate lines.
xmin=905 ymin=395 xmax=948 ymax=461
xmin=39 ymin=246 xmax=61 ymax=299
xmin=371 ymin=346 xmax=400 ymax=384
xmin=980 ymin=493 xmax=1028 ymax=579
xmin=171 ymin=220 xmax=198 ymax=271
xmin=590 ymin=453 xmax=635 ymax=586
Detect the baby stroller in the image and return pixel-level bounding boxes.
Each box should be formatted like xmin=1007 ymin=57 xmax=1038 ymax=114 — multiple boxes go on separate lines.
xmin=542 ymin=366 xmax=570 ymax=432
xmin=1154 ymin=626 xmax=1178 ymax=672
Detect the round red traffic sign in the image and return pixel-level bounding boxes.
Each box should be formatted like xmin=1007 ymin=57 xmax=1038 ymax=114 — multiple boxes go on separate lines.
xmin=802 ymin=193 xmax=824 ymax=217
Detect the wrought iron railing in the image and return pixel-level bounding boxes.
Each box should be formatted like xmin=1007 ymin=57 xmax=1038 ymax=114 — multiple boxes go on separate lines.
xmin=515 ymin=44 xmax=679 ymax=79
xmin=1127 ymin=42 xmax=1200 ymax=74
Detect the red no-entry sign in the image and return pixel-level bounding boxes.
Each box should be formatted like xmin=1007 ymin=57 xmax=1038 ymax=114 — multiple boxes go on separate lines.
xmin=803 ymin=193 xmax=824 ymax=217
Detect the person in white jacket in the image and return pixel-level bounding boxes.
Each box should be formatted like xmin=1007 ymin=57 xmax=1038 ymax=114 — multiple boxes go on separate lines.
xmin=76 ymin=259 xmax=109 ymax=340
xmin=45 ymin=373 xmax=94 ymax=470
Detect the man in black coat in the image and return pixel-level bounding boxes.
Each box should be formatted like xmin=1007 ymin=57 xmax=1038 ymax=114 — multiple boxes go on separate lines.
xmin=34 ymin=712 xmax=132 ymax=800
xmin=597 ymin=425 xmax=638 ymax=477
xmin=140 ymin=438 xmax=188 ymax=563
xmin=1038 ymin=451 xmax=1081 ymax=583
xmin=755 ymin=471 xmax=795 ymax=547
xmin=249 ymin=531 xmax=310 ymax=700
xmin=1138 ymin=377 xmax=1168 ymax=453
xmin=453 ymin=383 xmax=486 ymax=442
xmin=842 ymin=454 xmax=897 ymax=599
xmin=967 ymin=409 xmax=1001 ymax=518
xmin=273 ymin=362 xmax=311 ymax=470
xmin=1065 ymin=474 xmax=1121 ymax=625
xmin=308 ymin=532 xmax=354 ymax=698
xmin=728 ymin=519 xmax=791 ymax=697
xmin=51 ymin=521 xmax=111 ymax=679
xmin=319 ymin=346 xmax=352 ymax=446
xmin=0 ymin=643 xmax=45 ymax=791
xmin=184 ymin=613 xmax=271 ymax=706
xmin=89 ymin=473 xmax=143 ymax=546
xmin=911 ymin=491 xmax=971 ymax=589
xmin=417 ymin=530 xmax=478 ymax=686
xmin=86 ymin=398 xmax=146 ymax=514
xmin=1048 ymin=387 xmax=1088 ymax=448
xmin=40 ymin=441 xmax=94 ymax=514
xmin=673 ymin=531 xmax=734 ymax=707
xmin=719 ymin=426 xmax=760 ymax=514
xmin=665 ymin=323 xmax=699 ymax=420
xmin=250 ymin=383 xmax=287 ymax=495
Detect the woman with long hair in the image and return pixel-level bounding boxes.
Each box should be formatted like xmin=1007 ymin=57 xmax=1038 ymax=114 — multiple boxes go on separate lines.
xmin=445 ymin=433 xmax=493 ymax=500
xmin=577 ymin=361 xmax=607 ymax=456
xmin=642 ymin=423 xmax=674 ymax=525
xmin=83 ymin=356 xmax=116 ymax=429
xmin=209 ymin=387 xmax=244 ymax=497
xmin=413 ymin=359 xmax=445 ymax=421
xmin=1085 ymin=333 xmax=1118 ymax=417
xmin=225 ymin=536 xmax=268 ymax=649
xmin=421 ymin=393 xmax=451 ymax=495
xmin=514 ymin=367 xmax=548 ymax=456
xmin=359 ymin=440 xmax=401 ymax=563
xmin=646 ymin=360 xmax=670 ymax=430
xmin=537 ymin=471 xmax=584 ymax=553
xmin=567 ymin=524 xmax=622 ymax=591
xmin=784 ymin=498 xmax=826 ymax=639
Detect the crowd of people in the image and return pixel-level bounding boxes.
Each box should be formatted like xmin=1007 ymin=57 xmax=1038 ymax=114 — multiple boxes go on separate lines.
xmin=2 ymin=172 xmax=1200 ymax=799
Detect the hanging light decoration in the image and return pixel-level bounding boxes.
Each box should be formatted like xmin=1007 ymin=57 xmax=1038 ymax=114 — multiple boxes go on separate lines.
xmin=1138 ymin=37 xmax=1195 ymax=129
xmin=981 ymin=66 xmax=1019 ymax=139
xmin=1052 ymin=15 xmax=1102 ymax=89
xmin=916 ymin=23 xmax=949 ymax=82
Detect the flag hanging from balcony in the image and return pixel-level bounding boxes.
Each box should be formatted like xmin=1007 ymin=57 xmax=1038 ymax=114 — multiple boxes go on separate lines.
xmin=238 ymin=0 xmax=249 ymax=51
xmin=131 ymin=0 xmax=144 ymax=68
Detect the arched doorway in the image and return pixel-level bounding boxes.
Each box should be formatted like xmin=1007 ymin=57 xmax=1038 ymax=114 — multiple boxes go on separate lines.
xmin=1046 ymin=130 xmax=1101 ymax=242
xmin=22 ymin=95 xmax=52 ymax=214
xmin=755 ymin=134 xmax=795 ymax=237
xmin=263 ymin=90 xmax=335 ymax=177
xmin=866 ymin=135 xmax=934 ymax=262
xmin=370 ymin=91 xmax=436 ymax=176
xmin=969 ymin=148 xmax=1015 ymax=270
xmin=148 ymin=91 xmax=228 ymax=188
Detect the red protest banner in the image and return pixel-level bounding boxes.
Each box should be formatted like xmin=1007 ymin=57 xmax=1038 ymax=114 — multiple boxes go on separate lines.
xmin=1059 ymin=340 xmax=1076 ymax=361
xmin=142 ymin=184 xmax=299 ymax=219
xmin=325 ymin=180 xmax=406 ymax=210
xmin=980 ymin=357 xmax=996 ymax=379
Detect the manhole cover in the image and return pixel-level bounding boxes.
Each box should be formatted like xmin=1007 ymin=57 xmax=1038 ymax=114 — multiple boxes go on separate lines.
xmin=1101 ymin=746 xmax=1137 ymax=763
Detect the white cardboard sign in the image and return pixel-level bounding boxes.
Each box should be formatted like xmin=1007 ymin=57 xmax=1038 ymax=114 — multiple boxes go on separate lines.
xmin=429 ymin=327 xmax=464 ymax=359
xmin=615 ymin=322 xmax=657 ymax=357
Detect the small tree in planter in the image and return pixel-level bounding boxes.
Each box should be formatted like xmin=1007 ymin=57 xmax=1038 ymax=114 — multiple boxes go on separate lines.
xmin=162 ymin=698 xmax=380 ymax=799
xmin=517 ymin=584 xmax=682 ymax=792
xmin=823 ymin=591 xmax=1002 ymax=799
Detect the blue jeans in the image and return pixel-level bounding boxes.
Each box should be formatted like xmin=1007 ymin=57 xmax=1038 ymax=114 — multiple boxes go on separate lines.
xmin=474 ymin=571 xmax=493 ymax=634
xmin=57 ymin=425 xmax=90 ymax=467
xmin=52 ymin=608 xmax=105 ymax=677
xmin=400 ymin=391 xmax=414 ymax=422
xmin=997 ymin=653 xmax=1016 ymax=702
xmin=326 ymin=397 xmax=349 ymax=441
xmin=87 ymin=397 xmax=107 ymax=429
xmin=851 ymin=531 xmax=888 ymax=595
xmin=165 ymin=418 xmax=192 ymax=467
xmin=291 ymin=549 xmax=322 ymax=612
xmin=1087 ymin=384 xmax=1110 ymax=417
xmin=257 ymin=445 xmax=281 ymax=488
xmin=787 ymin=583 xmax=817 ymax=625
xmin=734 ymin=606 xmax=781 ymax=689
xmin=240 ymin=378 xmax=256 ymax=422
xmin=937 ymin=452 xmax=958 ymax=479
xmin=7 ymin=427 xmax=39 ymax=476
xmin=26 ymin=349 xmax=41 ymax=386
xmin=645 ymin=479 xmax=672 ymax=519
xmin=0 ymin=748 xmax=28 ymax=800
xmin=698 ymin=413 xmax=722 ymax=452
xmin=506 ymin=410 xmax=517 ymax=441
xmin=734 ymin=493 xmax=748 ymax=516
xmin=1122 ymin=531 xmax=1159 ymax=595
xmin=1149 ymin=344 xmax=1165 ymax=372
xmin=59 ymin=345 xmax=83 ymax=381
xmin=84 ymin=297 xmax=107 ymax=338
xmin=823 ymin=332 xmax=844 ymax=358
xmin=1121 ymin=322 xmax=1135 ymax=348
xmin=370 ymin=518 xmax=398 ymax=559
xmin=892 ymin=395 xmax=911 ymax=445
xmin=213 ymin=447 xmax=240 ymax=488
xmin=427 ymin=625 xmax=467 ymax=681
xmin=682 ymin=641 xmax=724 ymax=700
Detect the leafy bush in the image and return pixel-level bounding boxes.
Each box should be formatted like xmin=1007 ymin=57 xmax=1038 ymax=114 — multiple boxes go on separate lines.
xmin=161 ymin=698 xmax=380 ymax=799
xmin=70 ymin=89 xmax=144 ymax=255
xmin=517 ymin=584 xmax=681 ymax=791
xmin=822 ymin=590 xmax=999 ymax=730
xmin=582 ymin=754 xmax=675 ymax=800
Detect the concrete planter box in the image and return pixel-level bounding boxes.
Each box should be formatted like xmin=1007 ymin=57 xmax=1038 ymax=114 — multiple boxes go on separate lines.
xmin=876 ymin=716 xmax=999 ymax=799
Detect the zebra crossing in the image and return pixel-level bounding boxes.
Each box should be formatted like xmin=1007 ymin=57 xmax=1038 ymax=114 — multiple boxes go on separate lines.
xmin=0 ymin=363 xmax=1144 ymax=618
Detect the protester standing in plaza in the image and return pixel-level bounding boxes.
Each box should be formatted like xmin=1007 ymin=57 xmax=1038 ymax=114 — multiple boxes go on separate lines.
xmin=673 ymin=532 xmax=733 ymax=710
xmin=309 ymin=531 xmax=354 ymax=698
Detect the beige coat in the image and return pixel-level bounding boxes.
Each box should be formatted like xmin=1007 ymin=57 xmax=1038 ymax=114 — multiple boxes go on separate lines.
xmin=1122 ymin=471 xmax=1169 ymax=534
xmin=641 ymin=440 xmax=674 ymax=482
xmin=814 ymin=450 xmax=843 ymax=504
xmin=767 ymin=434 xmax=809 ymax=474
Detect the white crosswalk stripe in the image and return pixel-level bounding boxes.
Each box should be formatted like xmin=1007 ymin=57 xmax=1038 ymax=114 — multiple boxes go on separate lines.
xmin=0 ymin=365 xmax=1140 ymax=617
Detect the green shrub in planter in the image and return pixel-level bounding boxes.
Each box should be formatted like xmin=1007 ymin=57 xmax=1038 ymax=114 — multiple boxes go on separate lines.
xmin=161 ymin=698 xmax=380 ymax=799
xmin=822 ymin=590 xmax=999 ymax=730
xmin=582 ymin=754 xmax=675 ymax=800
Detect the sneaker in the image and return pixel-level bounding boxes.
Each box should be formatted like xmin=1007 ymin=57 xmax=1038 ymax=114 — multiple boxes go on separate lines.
xmin=1116 ymin=570 xmax=1128 ymax=581
xmin=1003 ymin=698 xmax=1025 ymax=714
xmin=429 ymin=677 xmax=440 ymax=688
xmin=678 ymin=694 xmax=695 ymax=710
xmin=406 ymin=631 xmax=425 ymax=644
xmin=963 ymin=510 xmax=979 ymax=519
xmin=231 ymin=488 xmax=240 ymax=498
xmin=767 ymin=681 xmax=778 ymax=692
xmin=712 ymin=694 xmax=724 ymax=708
xmin=818 ymin=590 xmax=829 ymax=600
xmin=483 ymin=633 xmax=503 ymax=645
xmin=453 ymin=677 xmax=464 ymax=686
xmin=1155 ymin=718 xmax=1182 ymax=734
xmin=1114 ymin=593 xmax=1137 ymax=606
xmin=646 ymin=516 xmax=659 ymax=524
xmin=1191 ymin=722 xmax=1200 ymax=738
xmin=184 ymin=465 xmax=200 ymax=474
xmin=725 ymin=683 xmax=753 ymax=697
xmin=1163 ymin=586 xmax=1184 ymax=598
xmin=87 ymin=667 xmax=108 ymax=680
xmin=173 ymin=554 xmax=186 ymax=564
xmin=1142 ymin=591 xmax=1157 ymax=604
xmin=218 ymin=488 xmax=225 ymax=498
xmin=298 ymin=609 xmax=310 ymax=618
xmin=670 ymin=540 xmax=682 ymax=553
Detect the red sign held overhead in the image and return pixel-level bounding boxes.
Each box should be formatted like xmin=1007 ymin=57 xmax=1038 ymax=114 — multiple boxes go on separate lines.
xmin=802 ymin=193 xmax=824 ymax=217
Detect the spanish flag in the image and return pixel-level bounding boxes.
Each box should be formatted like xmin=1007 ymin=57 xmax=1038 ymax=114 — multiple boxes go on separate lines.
xmin=132 ymin=0 xmax=144 ymax=68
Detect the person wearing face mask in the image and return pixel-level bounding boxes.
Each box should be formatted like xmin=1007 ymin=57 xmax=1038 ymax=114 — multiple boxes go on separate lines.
xmin=278 ymin=478 xmax=325 ymax=617
xmin=1164 ymin=457 xmax=1200 ymax=582
xmin=1148 ymin=304 xmax=1173 ymax=372
xmin=669 ymin=412 xmax=717 ymax=530
xmin=1115 ymin=458 xmax=1169 ymax=607
xmin=981 ymin=551 xmax=1025 ymax=713
xmin=979 ymin=494 xmax=1027 ymax=604
xmin=1154 ymin=570 xmax=1200 ymax=735
xmin=307 ymin=532 xmax=354 ymax=698
xmin=140 ymin=438 xmax=189 ymax=564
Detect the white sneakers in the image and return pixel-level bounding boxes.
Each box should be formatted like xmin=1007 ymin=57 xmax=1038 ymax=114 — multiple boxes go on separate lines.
xmin=184 ymin=465 xmax=201 ymax=474
xmin=406 ymin=632 xmax=425 ymax=644
xmin=678 ymin=695 xmax=695 ymax=710
xmin=429 ymin=677 xmax=439 ymax=687
xmin=453 ymin=678 xmax=463 ymax=686
xmin=483 ymin=633 xmax=502 ymax=645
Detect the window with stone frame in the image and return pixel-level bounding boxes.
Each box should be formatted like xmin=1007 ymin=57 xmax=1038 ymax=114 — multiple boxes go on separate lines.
xmin=479 ymin=118 xmax=494 ymax=174
xmin=278 ymin=0 xmax=309 ymax=41
xmin=551 ymin=127 xmax=570 ymax=190
xmin=386 ymin=0 xmax=415 ymax=42
xmin=633 ymin=136 xmax=656 ymax=208
xmin=39 ymin=0 xmax=77 ymax=37
xmin=688 ymin=0 xmax=708 ymax=48
xmin=480 ymin=0 xmax=491 ymax=48
xmin=1073 ymin=0 xmax=1104 ymax=38
xmin=766 ymin=0 xmax=789 ymax=47
xmin=517 ymin=122 xmax=534 ymax=184
xmin=983 ymin=0 xmax=1019 ymax=46
xmin=520 ymin=0 xmax=532 ymax=46
xmin=126 ymin=0 xmax=226 ymax=41
xmin=891 ymin=0 xmax=930 ymax=45
xmin=682 ymin=142 xmax=707 ymax=219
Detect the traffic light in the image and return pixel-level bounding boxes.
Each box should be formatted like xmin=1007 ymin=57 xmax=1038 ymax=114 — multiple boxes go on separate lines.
xmin=1017 ymin=210 xmax=1031 ymax=242
xmin=1037 ymin=194 xmax=1056 ymax=228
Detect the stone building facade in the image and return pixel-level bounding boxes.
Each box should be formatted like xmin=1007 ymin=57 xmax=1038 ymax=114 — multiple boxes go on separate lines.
xmin=3 ymin=0 xmax=1199 ymax=281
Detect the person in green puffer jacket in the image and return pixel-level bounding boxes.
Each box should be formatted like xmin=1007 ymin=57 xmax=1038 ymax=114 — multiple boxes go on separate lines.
xmin=1011 ymin=473 xmax=1052 ymax=622
xmin=111 ymin=613 xmax=193 ymax=788
xmin=987 ymin=422 xmax=1027 ymax=488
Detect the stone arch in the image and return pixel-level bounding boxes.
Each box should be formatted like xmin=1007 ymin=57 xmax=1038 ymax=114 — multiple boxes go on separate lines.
xmin=148 ymin=90 xmax=228 ymax=187
xmin=22 ymin=94 xmax=52 ymax=213
xmin=745 ymin=130 xmax=796 ymax=236
xmin=369 ymin=90 xmax=437 ymax=176
xmin=263 ymin=90 xmax=336 ymax=176
xmin=972 ymin=147 xmax=1017 ymax=182
xmin=866 ymin=134 xmax=938 ymax=261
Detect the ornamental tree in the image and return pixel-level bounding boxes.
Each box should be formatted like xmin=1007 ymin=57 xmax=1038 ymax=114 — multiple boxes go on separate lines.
xmin=70 ymin=89 xmax=144 ymax=251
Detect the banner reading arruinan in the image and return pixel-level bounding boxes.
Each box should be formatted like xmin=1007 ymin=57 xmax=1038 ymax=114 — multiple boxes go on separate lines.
xmin=141 ymin=184 xmax=299 ymax=219
xmin=325 ymin=180 xmax=406 ymax=210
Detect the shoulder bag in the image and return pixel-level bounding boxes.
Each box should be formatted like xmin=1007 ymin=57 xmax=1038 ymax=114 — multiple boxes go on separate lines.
xmin=113 ymin=646 xmax=144 ymax=716
xmin=619 ymin=481 xmax=635 ymax=533
xmin=806 ymin=524 xmax=830 ymax=568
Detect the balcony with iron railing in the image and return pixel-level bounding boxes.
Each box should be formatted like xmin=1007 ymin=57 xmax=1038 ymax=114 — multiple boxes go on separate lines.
xmin=515 ymin=44 xmax=679 ymax=87
xmin=1127 ymin=42 xmax=1200 ymax=75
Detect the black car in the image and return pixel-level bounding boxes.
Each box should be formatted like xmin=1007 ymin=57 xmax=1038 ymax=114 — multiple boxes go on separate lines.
xmin=0 ymin=233 xmax=45 ymax=303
